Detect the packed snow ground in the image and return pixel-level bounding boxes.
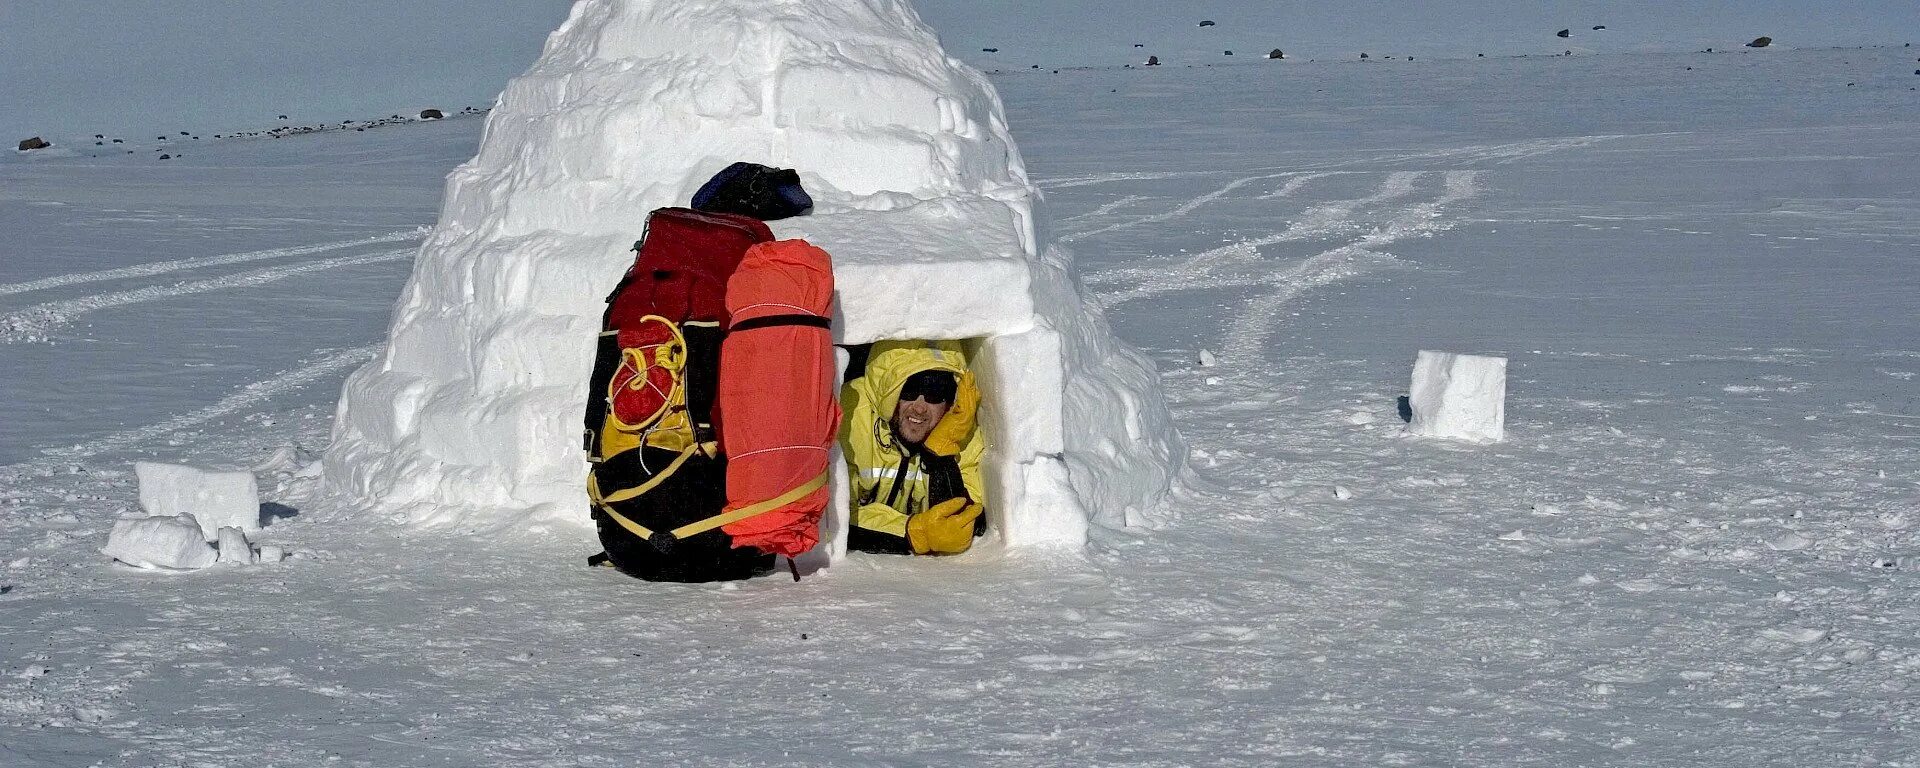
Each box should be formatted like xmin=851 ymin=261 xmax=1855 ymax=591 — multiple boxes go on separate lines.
xmin=3 ymin=48 xmax=1918 ymax=765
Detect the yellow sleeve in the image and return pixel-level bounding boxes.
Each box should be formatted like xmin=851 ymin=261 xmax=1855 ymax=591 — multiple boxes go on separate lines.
xmin=959 ymin=426 xmax=987 ymax=509
xmin=840 ymin=377 xmax=880 ymax=510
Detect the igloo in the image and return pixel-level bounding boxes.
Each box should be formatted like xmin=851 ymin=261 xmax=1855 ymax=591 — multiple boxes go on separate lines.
xmin=321 ymin=0 xmax=1184 ymax=557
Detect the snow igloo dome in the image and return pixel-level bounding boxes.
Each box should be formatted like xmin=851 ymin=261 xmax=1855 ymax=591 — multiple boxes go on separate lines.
xmin=322 ymin=0 xmax=1185 ymax=554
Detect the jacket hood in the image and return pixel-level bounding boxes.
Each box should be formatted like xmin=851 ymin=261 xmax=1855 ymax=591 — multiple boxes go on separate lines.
xmin=864 ymin=340 xmax=969 ymax=421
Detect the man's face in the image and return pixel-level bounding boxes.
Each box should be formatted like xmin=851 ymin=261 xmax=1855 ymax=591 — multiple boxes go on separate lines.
xmin=893 ymin=395 xmax=950 ymax=445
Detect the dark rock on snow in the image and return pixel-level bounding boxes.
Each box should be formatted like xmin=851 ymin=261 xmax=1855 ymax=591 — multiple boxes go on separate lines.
xmin=1146 ymin=55 xmax=1160 ymax=66
xmin=1198 ymin=20 xmax=1215 ymax=27
xmin=1747 ymin=36 xmax=1772 ymax=48
xmin=981 ymin=47 xmax=998 ymax=53
xmin=1593 ymin=25 xmax=1606 ymax=30
xmin=18 ymin=136 xmax=50 ymax=151
xmin=1557 ymin=29 xmax=1571 ymax=38
xmin=1268 ymin=49 xmax=1284 ymax=59
xmin=419 ymin=108 xmax=444 ymax=120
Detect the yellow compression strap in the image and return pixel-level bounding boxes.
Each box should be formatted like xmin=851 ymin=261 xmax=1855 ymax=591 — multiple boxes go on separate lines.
xmin=669 ymin=472 xmax=828 ymax=539
xmin=595 ymin=495 xmax=656 ymax=541
xmin=593 ymin=446 xmax=697 ymax=506
xmin=588 ymin=458 xmax=827 ymax=543
xmin=587 ymin=445 xmax=701 ymax=540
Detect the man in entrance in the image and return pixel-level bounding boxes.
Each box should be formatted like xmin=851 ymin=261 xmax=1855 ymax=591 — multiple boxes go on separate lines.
xmin=841 ymin=340 xmax=986 ymax=555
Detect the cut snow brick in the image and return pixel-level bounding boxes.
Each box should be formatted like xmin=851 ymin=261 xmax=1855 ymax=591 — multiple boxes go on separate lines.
xmin=135 ymin=462 xmax=261 ymax=541
xmin=322 ymin=0 xmax=1186 ymax=554
xmin=216 ymin=526 xmax=255 ymax=564
xmin=1405 ymin=350 xmax=1507 ymax=443
xmin=102 ymin=514 xmax=217 ymax=570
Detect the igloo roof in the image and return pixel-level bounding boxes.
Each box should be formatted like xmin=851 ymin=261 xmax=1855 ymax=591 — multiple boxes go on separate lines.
xmin=441 ymin=0 xmax=1034 ymax=246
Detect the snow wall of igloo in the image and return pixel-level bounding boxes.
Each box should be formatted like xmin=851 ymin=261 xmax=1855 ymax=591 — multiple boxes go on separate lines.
xmin=321 ymin=0 xmax=1186 ymax=548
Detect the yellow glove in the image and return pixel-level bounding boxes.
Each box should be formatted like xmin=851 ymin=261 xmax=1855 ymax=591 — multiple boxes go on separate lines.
xmin=907 ymin=498 xmax=984 ymax=555
xmin=922 ymin=370 xmax=979 ymax=457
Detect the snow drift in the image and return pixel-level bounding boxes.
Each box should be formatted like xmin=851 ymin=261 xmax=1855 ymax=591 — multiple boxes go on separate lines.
xmin=321 ymin=0 xmax=1184 ymax=551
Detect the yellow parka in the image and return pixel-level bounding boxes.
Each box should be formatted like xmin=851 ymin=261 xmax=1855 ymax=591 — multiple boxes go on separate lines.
xmin=841 ymin=341 xmax=986 ymax=553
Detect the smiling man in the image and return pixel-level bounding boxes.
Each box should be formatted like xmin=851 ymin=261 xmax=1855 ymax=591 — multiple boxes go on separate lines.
xmin=840 ymin=340 xmax=987 ymax=555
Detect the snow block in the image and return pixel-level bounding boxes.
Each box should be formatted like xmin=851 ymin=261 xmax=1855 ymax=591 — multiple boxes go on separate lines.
xmin=322 ymin=0 xmax=1185 ymax=555
xmin=1405 ymin=350 xmax=1507 ymax=443
xmin=975 ymin=327 xmax=1066 ymax=461
xmin=216 ymin=526 xmax=255 ymax=564
xmin=134 ymin=462 xmax=260 ymax=541
xmin=102 ymin=514 xmax=217 ymax=570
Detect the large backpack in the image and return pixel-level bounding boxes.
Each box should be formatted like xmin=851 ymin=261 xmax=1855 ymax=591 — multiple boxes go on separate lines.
xmin=583 ymin=207 xmax=773 ymax=582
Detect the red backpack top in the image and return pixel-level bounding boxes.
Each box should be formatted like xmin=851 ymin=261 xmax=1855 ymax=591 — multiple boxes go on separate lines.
xmin=605 ymin=208 xmax=772 ymax=328
xmin=585 ymin=208 xmax=772 ymax=461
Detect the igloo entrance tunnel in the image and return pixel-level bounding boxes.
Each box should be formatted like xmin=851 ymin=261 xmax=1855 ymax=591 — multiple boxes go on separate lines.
xmin=321 ymin=0 xmax=1184 ymax=555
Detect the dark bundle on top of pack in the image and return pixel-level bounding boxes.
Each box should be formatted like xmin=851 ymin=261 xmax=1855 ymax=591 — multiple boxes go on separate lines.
xmin=690 ymin=162 xmax=813 ymax=222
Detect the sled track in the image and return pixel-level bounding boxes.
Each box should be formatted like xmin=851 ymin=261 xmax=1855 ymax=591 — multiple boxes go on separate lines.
xmin=0 ymin=248 xmax=416 ymax=344
xmin=0 ymin=229 xmax=424 ymax=299
xmin=41 ymin=344 xmax=381 ymax=461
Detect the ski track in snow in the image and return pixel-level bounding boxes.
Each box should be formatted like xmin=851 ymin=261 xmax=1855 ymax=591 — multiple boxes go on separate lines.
xmin=37 ymin=345 xmax=378 ymax=462
xmin=1338 ymin=134 xmax=1627 ymax=168
xmin=1085 ymin=170 xmax=1425 ymax=305
xmin=1052 ymin=194 xmax=1153 ymax=226
xmin=0 ymin=248 xmax=416 ymax=343
xmin=1037 ymin=169 xmax=1220 ymax=190
xmin=1222 ymin=170 xmax=1481 ymax=360
xmin=1060 ymin=171 xmax=1308 ymax=242
xmin=1256 ymin=171 xmax=1338 ymax=200
xmin=0 ymin=229 xmax=424 ymax=299
xmin=1082 ymin=169 xmax=1428 ymax=297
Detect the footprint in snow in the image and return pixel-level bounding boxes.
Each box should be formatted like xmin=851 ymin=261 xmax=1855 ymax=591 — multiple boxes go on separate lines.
xmin=1757 ymin=627 xmax=1828 ymax=644
xmin=1767 ymin=532 xmax=1814 ymax=551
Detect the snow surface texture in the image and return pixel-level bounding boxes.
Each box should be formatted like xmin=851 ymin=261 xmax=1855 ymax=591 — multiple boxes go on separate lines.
xmin=134 ymin=461 xmax=261 ymax=541
xmin=1406 ymin=350 xmax=1507 ymax=442
xmin=100 ymin=514 xmax=217 ymax=571
xmin=321 ymin=0 xmax=1185 ymax=547
xmin=3 ymin=46 xmax=1920 ymax=765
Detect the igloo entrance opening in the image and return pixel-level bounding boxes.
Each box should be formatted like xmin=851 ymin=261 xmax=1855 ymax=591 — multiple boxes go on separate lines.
xmin=834 ymin=337 xmax=997 ymax=555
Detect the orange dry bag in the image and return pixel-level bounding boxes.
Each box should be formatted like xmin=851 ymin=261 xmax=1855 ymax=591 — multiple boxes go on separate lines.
xmin=716 ymin=240 xmax=838 ymax=558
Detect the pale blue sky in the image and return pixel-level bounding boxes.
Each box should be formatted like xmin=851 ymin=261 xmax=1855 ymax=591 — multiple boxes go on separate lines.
xmin=5 ymin=1 xmax=1915 ymax=142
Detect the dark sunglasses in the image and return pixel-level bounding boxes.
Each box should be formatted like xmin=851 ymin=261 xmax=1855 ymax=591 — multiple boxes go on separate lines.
xmin=898 ymin=370 xmax=958 ymax=405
